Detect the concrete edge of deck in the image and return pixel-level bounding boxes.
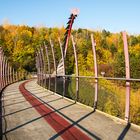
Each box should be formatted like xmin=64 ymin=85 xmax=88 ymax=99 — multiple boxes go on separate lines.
xmin=36 ymin=82 xmax=140 ymax=133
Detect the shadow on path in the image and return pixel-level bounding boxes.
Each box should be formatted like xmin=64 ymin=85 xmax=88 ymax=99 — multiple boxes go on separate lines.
xmin=27 ymin=86 xmax=101 ymax=139
xmin=3 ymin=102 xmax=75 ymax=135
xmin=117 ymin=123 xmax=131 ymax=140
xmin=2 ymin=97 xmax=62 ymax=117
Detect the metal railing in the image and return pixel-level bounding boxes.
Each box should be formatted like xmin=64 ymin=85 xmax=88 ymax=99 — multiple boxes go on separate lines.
xmin=36 ymin=32 xmax=140 ymax=125
xmin=0 ymin=47 xmax=25 ymax=93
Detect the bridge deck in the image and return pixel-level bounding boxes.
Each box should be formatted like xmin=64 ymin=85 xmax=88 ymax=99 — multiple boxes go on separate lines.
xmin=1 ymin=80 xmax=140 ymax=140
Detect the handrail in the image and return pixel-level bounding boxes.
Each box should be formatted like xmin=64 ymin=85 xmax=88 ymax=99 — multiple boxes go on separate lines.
xmin=40 ymin=74 xmax=140 ymax=82
xmin=36 ymin=32 xmax=140 ymax=124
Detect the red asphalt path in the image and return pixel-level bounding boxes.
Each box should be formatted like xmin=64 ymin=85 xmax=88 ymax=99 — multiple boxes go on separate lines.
xmin=19 ymin=80 xmax=92 ymax=140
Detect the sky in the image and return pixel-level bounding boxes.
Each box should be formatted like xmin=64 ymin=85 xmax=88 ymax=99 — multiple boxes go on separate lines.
xmin=0 ymin=0 xmax=140 ymax=34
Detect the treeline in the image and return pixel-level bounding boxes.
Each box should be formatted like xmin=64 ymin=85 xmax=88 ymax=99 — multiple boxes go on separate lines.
xmin=0 ymin=24 xmax=140 ymax=79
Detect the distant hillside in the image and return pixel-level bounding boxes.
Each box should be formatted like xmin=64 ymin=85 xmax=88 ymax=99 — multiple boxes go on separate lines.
xmin=0 ymin=24 xmax=140 ymax=79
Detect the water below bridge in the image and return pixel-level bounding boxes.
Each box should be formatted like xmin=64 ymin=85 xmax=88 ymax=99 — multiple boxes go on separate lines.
xmin=1 ymin=79 xmax=140 ymax=140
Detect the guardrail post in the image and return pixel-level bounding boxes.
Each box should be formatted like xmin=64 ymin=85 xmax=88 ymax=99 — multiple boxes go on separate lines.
xmin=71 ymin=35 xmax=79 ymax=102
xmin=2 ymin=56 xmax=5 ymax=87
xmin=39 ymin=48 xmax=44 ymax=87
xmin=37 ymin=49 xmax=43 ymax=86
xmin=91 ymin=34 xmax=98 ymax=109
xmin=58 ymin=38 xmax=66 ymax=97
xmin=7 ymin=63 xmax=10 ymax=84
xmin=122 ymin=31 xmax=130 ymax=122
xmin=16 ymin=71 xmax=18 ymax=82
xmin=13 ymin=69 xmax=15 ymax=82
xmin=10 ymin=66 xmax=12 ymax=83
xmin=1 ymin=54 xmax=3 ymax=88
xmin=44 ymin=43 xmax=51 ymax=90
xmin=40 ymin=47 xmax=46 ymax=87
xmin=36 ymin=53 xmax=40 ymax=85
xmin=4 ymin=58 xmax=7 ymax=86
xmin=18 ymin=71 xmax=20 ymax=81
xmin=50 ymin=39 xmax=57 ymax=93
xmin=4 ymin=57 xmax=7 ymax=86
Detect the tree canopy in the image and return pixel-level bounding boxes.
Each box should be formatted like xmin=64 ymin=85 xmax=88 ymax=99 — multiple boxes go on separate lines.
xmin=0 ymin=24 xmax=140 ymax=79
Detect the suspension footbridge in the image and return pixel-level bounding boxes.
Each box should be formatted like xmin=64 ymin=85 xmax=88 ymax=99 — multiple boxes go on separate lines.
xmin=0 ymin=10 xmax=140 ymax=140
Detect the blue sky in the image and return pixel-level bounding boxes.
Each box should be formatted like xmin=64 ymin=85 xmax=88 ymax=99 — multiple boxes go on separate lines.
xmin=0 ymin=0 xmax=140 ymax=34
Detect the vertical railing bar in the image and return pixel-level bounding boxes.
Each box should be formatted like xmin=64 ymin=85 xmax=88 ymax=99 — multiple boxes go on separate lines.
xmin=1 ymin=54 xmax=4 ymax=88
xmin=36 ymin=53 xmax=40 ymax=85
xmin=44 ymin=42 xmax=51 ymax=90
xmin=39 ymin=47 xmax=44 ymax=87
xmin=40 ymin=47 xmax=46 ymax=88
xmin=4 ymin=57 xmax=7 ymax=86
xmin=71 ymin=35 xmax=79 ymax=102
xmin=50 ymin=39 xmax=57 ymax=94
xmin=18 ymin=71 xmax=20 ymax=81
xmin=8 ymin=62 xmax=10 ymax=84
xmin=37 ymin=49 xmax=41 ymax=86
xmin=91 ymin=34 xmax=98 ymax=110
xmin=7 ymin=62 xmax=10 ymax=84
xmin=58 ymin=38 xmax=66 ymax=97
xmin=9 ymin=66 xmax=12 ymax=84
xmin=2 ymin=56 xmax=5 ymax=87
xmin=42 ymin=44 xmax=47 ymax=89
xmin=42 ymin=45 xmax=47 ymax=88
xmin=12 ymin=69 xmax=15 ymax=83
xmin=36 ymin=55 xmax=39 ymax=84
xmin=15 ymin=70 xmax=17 ymax=82
xmin=37 ymin=49 xmax=42 ymax=86
xmin=38 ymin=52 xmax=41 ymax=85
xmin=122 ymin=31 xmax=130 ymax=123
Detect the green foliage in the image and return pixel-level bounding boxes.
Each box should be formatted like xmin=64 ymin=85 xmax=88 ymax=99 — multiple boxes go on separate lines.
xmin=68 ymin=77 xmax=140 ymax=125
xmin=1 ymin=23 xmax=140 ymax=125
xmin=1 ymin=24 xmax=140 ymax=79
xmin=113 ymin=51 xmax=125 ymax=77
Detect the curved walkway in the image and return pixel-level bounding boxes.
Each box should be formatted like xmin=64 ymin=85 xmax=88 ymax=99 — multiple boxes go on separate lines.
xmin=1 ymin=80 xmax=140 ymax=140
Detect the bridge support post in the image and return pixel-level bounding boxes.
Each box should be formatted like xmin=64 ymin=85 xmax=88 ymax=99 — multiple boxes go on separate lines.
xmin=122 ymin=32 xmax=130 ymax=123
xmin=44 ymin=44 xmax=51 ymax=90
xmin=5 ymin=59 xmax=8 ymax=86
xmin=7 ymin=62 xmax=10 ymax=84
xmin=15 ymin=71 xmax=18 ymax=82
xmin=1 ymin=54 xmax=3 ymax=88
xmin=71 ymin=35 xmax=79 ymax=102
xmin=39 ymin=48 xmax=44 ymax=87
xmin=36 ymin=53 xmax=40 ymax=85
xmin=35 ymin=56 xmax=38 ymax=82
xmin=4 ymin=57 xmax=7 ymax=86
xmin=12 ymin=69 xmax=15 ymax=83
xmin=50 ymin=39 xmax=57 ymax=94
xmin=40 ymin=47 xmax=46 ymax=88
xmin=58 ymin=38 xmax=66 ymax=97
xmin=2 ymin=56 xmax=5 ymax=87
xmin=10 ymin=66 xmax=12 ymax=84
xmin=91 ymin=34 xmax=98 ymax=110
xmin=37 ymin=49 xmax=43 ymax=86
xmin=2 ymin=56 xmax=5 ymax=88
xmin=18 ymin=71 xmax=20 ymax=81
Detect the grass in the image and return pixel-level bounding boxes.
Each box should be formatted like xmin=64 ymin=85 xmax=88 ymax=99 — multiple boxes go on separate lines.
xmin=67 ymin=77 xmax=140 ymax=125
